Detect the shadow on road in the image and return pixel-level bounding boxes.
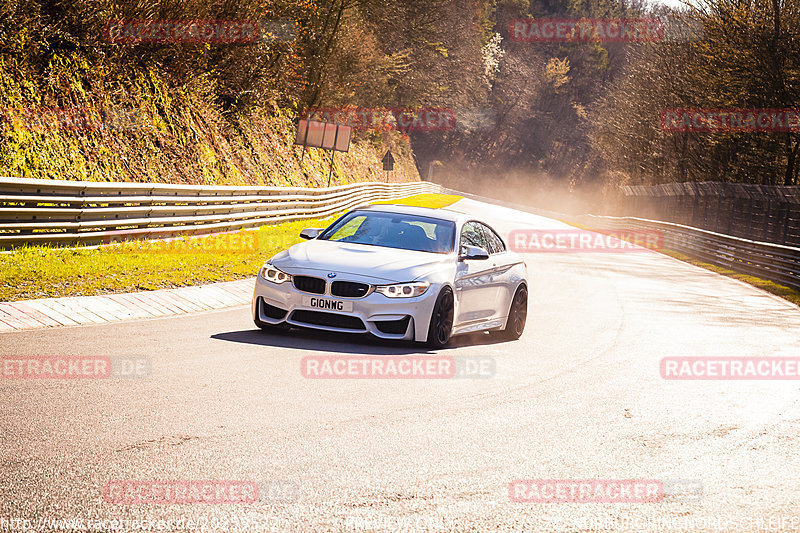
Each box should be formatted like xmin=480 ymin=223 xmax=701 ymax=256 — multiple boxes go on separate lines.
xmin=211 ymin=328 xmax=505 ymax=354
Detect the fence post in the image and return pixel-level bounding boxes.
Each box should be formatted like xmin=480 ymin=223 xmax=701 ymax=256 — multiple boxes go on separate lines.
xmin=763 ymin=198 xmax=772 ymax=241
xmin=726 ymin=199 xmax=736 ymax=234
xmin=782 ymin=203 xmax=791 ymax=245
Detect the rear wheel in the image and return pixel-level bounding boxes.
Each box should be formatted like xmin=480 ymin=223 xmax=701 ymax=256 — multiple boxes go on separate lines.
xmin=494 ymin=285 xmax=527 ymax=341
xmin=426 ymin=286 xmax=454 ymax=348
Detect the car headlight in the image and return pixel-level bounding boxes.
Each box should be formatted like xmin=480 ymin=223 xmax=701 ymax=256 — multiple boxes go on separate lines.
xmin=374 ymin=281 xmax=431 ymax=298
xmin=259 ymin=263 xmax=292 ymax=284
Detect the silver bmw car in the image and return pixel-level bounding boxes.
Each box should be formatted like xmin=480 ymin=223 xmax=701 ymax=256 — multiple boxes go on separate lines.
xmin=252 ymin=204 xmax=528 ymax=347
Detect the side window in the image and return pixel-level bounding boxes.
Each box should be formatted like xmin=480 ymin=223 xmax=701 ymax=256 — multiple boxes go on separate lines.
xmin=460 ymin=222 xmax=489 ymax=253
xmin=481 ymin=224 xmax=506 ymax=254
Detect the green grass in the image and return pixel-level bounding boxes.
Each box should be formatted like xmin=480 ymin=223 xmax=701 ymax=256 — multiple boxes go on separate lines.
xmin=0 ymin=193 xmax=462 ymax=302
xmin=372 ymin=193 xmax=463 ymax=209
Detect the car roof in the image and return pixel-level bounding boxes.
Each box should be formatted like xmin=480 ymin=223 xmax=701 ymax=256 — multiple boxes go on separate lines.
xmin=359 ymin=203 xmax=466 ymax=223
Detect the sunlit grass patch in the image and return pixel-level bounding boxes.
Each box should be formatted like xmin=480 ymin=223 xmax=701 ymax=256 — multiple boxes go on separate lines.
xmin=371 ymin=193 xmax=462 ymax=209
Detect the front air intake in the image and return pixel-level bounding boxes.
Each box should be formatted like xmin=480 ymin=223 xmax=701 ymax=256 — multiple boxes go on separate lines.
xmin=290 ymin=310 xmax=366 ymax=330
xmin=375 ymin=316 xmax=411 ymax=335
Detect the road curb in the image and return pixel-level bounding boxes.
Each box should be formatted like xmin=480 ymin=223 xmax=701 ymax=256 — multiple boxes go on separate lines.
xmin=0 ymin=278 xmax=255 ymax=332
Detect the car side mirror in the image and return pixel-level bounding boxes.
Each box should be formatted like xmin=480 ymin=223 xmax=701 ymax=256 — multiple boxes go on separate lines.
xmin=459 ymin=245 xmax=490 ymax=261
xmin=300 ymin=228 xmax=323 ymax=240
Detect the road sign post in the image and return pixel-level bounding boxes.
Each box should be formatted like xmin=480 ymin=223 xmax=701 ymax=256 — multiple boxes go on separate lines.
xmin=295 ymin=119 xmax=352 ymax=187
xmin=382 ymin=150 xmax=395 ymax=182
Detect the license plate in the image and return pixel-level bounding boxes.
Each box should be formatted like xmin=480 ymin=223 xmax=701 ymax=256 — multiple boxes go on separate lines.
xmin=302 ymin=296 xmax=353 ymax=313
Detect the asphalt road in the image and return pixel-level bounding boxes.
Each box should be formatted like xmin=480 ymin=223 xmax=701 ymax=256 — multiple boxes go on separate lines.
xmin=2 ymin=199 xmax=800 ymax=533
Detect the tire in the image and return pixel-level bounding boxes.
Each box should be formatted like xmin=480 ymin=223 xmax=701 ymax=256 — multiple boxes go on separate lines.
xmin=494 ymin=284 xmax=527 ymax=341
xmin=426 ymin=286 xmax=455 ymax=348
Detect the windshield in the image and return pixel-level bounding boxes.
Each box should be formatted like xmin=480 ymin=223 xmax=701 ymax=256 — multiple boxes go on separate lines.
xmin=318 ymin=210 xmax=455 ymax=254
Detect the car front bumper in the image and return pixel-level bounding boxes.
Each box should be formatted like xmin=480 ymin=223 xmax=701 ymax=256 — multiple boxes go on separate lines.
xmin=251 ymin=273 xmax=440 ymax=342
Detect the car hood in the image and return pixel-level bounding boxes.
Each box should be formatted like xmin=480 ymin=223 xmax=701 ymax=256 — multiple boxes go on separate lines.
xmin=270 ymin=239 xmax=451 ymax=282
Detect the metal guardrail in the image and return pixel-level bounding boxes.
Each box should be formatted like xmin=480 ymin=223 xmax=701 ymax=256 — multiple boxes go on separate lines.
xmin=442 ymin=187 xmax=800 ymax=292
xmin=0 ymin=177 xmax=442 ymax=247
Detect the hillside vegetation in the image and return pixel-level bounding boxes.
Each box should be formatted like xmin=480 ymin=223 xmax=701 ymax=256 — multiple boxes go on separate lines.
xmin=0 ymin=0 xmax=424 ymax=185
xmin=1 ymin=0 xmax=797 ymax=194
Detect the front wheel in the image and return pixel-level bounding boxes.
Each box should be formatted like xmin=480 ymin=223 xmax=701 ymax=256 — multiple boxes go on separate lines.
xmin=426 ymin=286 xmax=454 ymax=348
xmin=494 ymin=285 xmax=527 ymax=341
